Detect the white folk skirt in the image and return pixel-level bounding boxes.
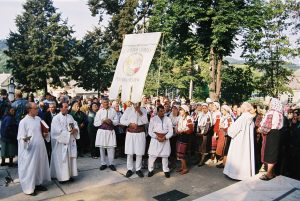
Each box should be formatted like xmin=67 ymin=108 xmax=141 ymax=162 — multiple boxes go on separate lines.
xmin=125 ymin=132 xmax=146 ymax=155
xmin=95 ymin=129 xmax=116 ymax=148
xmin=148 ymin=138 xmax=171 ymax=157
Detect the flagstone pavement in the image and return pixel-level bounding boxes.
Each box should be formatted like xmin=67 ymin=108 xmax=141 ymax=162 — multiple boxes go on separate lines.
xmin=1 ymin=155 xmax=299 ymax=201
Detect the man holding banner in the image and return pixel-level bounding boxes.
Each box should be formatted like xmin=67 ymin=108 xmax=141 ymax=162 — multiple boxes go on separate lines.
xmin=108 ymin=32 xmax=162 ymax=175
xmin=120 ymin=102 xmax=148 ymax=178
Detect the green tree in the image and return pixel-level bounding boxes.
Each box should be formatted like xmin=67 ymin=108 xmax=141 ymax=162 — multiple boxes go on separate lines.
xmin=73 ymin=27 xmax=113 ymax=96
xmin=221 ymin=65 xmax=255 ymax=104
xmin=148 ymin=0 xmax=264 ymax=100
xmin=242 ymin=0 xmax=295 ymax=97
xmin=88 ymin=0 xmax=152 ymax=67
xmin=4 ymin=0 xmax=76 ymax=93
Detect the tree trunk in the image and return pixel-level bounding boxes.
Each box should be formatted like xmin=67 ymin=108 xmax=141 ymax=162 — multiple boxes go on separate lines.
xmin=44 ymin=78 xmax=48 ymax=94
xmin=189 ymin=56 xmax=194 ymax=100
xmin=215 ymin=54 xmax=223 ymax=100
xmin=209 ymin=46 xmax=216 ymax=100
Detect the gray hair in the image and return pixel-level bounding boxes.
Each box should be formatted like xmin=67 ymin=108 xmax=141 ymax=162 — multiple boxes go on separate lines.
xmin=241 ymin=102 xmax=253 ymax=113
xmin=26 ymin=102 xmax=36 ymax=113
xmin=49 ymin=102 xmax=56 ymax=107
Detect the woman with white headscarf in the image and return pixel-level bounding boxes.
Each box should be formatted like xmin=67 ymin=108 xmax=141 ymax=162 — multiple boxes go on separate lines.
xmin=223 ymin=102 xmax=255 ymax=180
xmin=216 ymin=105 xmax=233 ymax=168
xmin=258 ymin=98 xmax=283 ymax=180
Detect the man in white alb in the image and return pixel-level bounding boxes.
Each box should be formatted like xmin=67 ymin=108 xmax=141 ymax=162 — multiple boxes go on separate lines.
xmin=50 ymin=102 xmax=80 ymax=183
xmin=17 ymin=102 xmax=51 ymax=196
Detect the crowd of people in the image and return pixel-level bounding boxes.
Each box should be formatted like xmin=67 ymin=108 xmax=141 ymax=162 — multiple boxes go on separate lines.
xmin=0 ymin=88 xmax=300 ymax=196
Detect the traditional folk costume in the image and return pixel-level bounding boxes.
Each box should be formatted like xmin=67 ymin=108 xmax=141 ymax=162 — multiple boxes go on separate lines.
xmin=260 ymin=98 xmax=283 ymax=165
xmin=50 ymin=112 xmax=80 ymax=182
xmin=211 ymin=105 xmax=221 ymax=155
xmin=120 ymin=106 xmax=148 ymax=174
xmin=94 ymin=107 xmax=118 ymax=167
xmin=216 ymin=106 xmax=233 ymax=157
xmin=17 ymin=115 xmax=51 ymax=194
xmin=223 ymin=112 xmax=255 ymax=180
xmin=197 ymin=109 xmax=212 ymax=157
xmin=148 ymin=115 xmax=173 ymax=174
xmin=176 ymin=115 xmax=194 ymax=160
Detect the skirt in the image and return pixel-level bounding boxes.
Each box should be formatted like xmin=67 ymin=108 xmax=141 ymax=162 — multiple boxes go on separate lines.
xmin=176 ymin=134 xmax=191 ymax=159
xmin=125 ymin=132 xmax=146 ymax=155
xmin=261 ymin=129 xmax=281 ymax=164
xmin=95 ymin=129 xmax=116 ymax=148
xmin=0 ymin=140 xmax=17 ymax=158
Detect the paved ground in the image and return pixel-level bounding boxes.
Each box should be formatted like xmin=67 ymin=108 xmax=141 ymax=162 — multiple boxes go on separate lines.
xmin=0 ymin=155 xmax=236 ymax=201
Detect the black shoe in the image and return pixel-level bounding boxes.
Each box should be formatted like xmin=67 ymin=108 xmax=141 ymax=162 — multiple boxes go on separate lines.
xmin=164 ymin=172 xmax=170 ymax=178
xmin=28 ymin=191 xmax=37 ymax=196
xmin=99 ymin=165 xmax=107 ymax=170
xmin=136 ymin=170 xmax=144 ymax=178
xmin=148 ymin=171 xmax=154 ymax=177
xmin=69 ymin=177 xmax=74 ymax=182
xmin=216 ymin=164 xmax=224 ymax=168
xmin=126 ymin=170 xmax=133 ymax=178
xmin=0 ymin=162 xmax=7 ymax=166
xmin=35 ymin=185 xmax=48 ymax=191
xmin=109 ymin=165 xmax=116 ymax=171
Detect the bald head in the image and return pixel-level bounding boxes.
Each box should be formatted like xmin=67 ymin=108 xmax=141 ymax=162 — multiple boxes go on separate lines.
xmin=27 ymin=102 xmax=38 ymax=117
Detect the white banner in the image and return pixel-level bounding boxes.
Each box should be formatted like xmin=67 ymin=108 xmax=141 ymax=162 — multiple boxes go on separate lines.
xmin=109 ymin=32 xmax=161 ymax=103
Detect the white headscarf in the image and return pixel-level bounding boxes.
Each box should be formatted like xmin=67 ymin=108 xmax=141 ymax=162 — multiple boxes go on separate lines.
xmin=260 ymin=98 xmax=283 ymax=130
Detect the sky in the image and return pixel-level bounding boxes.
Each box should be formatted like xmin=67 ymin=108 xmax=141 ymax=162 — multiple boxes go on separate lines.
xmin=0 ymin=0 xmax=99 ymax=39
xmin=0 ymin=0 xmax=299 ymax=64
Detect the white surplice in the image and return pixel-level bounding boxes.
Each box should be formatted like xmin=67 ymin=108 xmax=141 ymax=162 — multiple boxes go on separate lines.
xmin=17 ymin=115 xmax=51 ymax=194
xmin=94 ymin=107 xmax=118 ymax=148
xmin=50 ymin=112 xmax=80 ymax=181
xmin=148 ymin=115 xmax=173 ymax=157
xmin=223 ymin=112 xmax=255 ymax=180
xmin=120 ymin=106 xmax=148 ymax=155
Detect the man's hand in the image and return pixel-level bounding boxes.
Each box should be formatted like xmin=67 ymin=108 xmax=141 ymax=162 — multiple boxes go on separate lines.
xmin=43 ymin=132 xmax=49 ymax=138
xmin=23 ymin=136 xmax=31 ymax=142
xmin=80 ymin=123 xmax=85 ymax=128
xmin=70 ymin=128 xmax=78 ymax=135
xmin=135 ymin=106 xmax=143 ymax=116
xmin=103 ymin=119 xmax=112 ymax=125
xmin=129 ymin=123 xmax=138 ymax=129
xmin=157 ymin=136 xmax=166 ymax=142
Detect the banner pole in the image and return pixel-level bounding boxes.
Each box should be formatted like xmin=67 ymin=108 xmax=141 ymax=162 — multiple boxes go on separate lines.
xmin=157 ymin=33 xmax=164 ymax=97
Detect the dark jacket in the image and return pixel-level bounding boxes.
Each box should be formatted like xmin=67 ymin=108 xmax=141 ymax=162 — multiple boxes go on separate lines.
xmin=0 ymin=114 xmax=18 ymax=143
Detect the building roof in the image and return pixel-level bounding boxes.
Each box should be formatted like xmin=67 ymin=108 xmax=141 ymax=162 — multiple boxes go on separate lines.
xmin=289 ymin=69 xmax=300 ymax=90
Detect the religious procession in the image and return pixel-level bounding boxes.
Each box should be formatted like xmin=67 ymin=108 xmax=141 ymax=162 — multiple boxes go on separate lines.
xmin=1 ymin=88 xmax=300 ymax=197
xmin=1 ymin=0 xmax=300 ymax=200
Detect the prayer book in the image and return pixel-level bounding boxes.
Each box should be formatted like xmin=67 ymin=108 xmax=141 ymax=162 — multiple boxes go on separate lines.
xmin=40 ymin=120 xmax=49 ymax=134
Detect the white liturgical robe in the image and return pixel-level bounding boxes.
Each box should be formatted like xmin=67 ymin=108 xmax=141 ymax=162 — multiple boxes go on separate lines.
xmin=148 ymin=115 xmax=173 ymax=157
xmin=50 ymin=112 xmax=80 ymax=181
xmin=17 ymin=115 xmax=51 ymax=194
xmin=223 ymin=112 xmax=255 ymax=180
